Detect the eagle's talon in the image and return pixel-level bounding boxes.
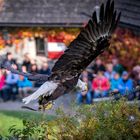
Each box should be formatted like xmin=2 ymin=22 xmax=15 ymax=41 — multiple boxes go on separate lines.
xmin=39 ymin=101 xmax=54 ymax=111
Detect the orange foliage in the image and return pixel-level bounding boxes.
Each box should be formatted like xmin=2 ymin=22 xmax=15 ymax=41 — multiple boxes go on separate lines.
xmin=0 ymin=27 xmax=139 ymax=70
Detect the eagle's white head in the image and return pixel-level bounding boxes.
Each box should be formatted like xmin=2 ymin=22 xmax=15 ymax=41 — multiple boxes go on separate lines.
xmin=76 ymin=79 xmax=88 ymax=92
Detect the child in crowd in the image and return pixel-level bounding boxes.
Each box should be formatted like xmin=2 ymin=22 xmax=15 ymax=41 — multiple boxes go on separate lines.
xmin=92 ymin=70 xmax=110 ymax=98
xmin=18 ymin=75 xmax=32 ymax=98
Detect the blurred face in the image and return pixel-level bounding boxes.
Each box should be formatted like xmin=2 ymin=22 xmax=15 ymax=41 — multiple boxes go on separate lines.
xmin=97 ymin=71 xmax=103 ymax=77
xmin=96 ymin=59 xmax=102 ymax=65
xmin=32 ymin=65 xmax=37 ymax=71
xmin=19 ymin=75 xmax=24 ymax=80
xmin=112 ymin=59 xmax=118 ymax=66
xmin=42 ymin=63 xmax=48 ymax=70
xmin=122 ymin=74 xmax=129 ymax=80
xmin=7 ymin=54 xmax=13 ymax=60
xmin=82 ymin=77 xmax=88 ymax=83
xmin=82 ymin=70 xmax=88 ymax=77
xmin=114 ymin=73 xmax=119 ymax=80
xmin=106 ymin=64 xmax=113 ymax=72
xmin=22 ymin=66 xmax=27 ymax=72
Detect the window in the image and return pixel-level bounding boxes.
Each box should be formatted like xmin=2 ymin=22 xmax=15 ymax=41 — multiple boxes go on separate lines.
xmin=35 ymin=37 xmax=46 ymax=55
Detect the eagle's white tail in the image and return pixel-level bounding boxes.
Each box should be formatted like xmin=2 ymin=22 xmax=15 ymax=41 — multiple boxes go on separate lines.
xmin=22 ymin=81 xmax=58 ymax=104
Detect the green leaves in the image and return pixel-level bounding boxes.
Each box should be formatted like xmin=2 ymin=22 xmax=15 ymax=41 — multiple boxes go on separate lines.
xmin=7 ymin=100 xmax=140 ymax=140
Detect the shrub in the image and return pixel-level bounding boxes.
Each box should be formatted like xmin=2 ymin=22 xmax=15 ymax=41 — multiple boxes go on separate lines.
xmin=8 ymin=99 xmax=140 ymax=140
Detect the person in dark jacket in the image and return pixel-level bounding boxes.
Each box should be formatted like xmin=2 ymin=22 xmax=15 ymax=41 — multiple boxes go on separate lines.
xmin=39 ymin=62 xmax=51 ymax=75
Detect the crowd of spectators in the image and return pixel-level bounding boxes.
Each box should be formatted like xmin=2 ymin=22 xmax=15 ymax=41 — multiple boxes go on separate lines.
xmin=77 ymin=58 xmax=140 ymax=104
xmin=0 ymin=52 xmax=51 ymax=102
xmin=0 ymin=52 xmax=140 ymax=104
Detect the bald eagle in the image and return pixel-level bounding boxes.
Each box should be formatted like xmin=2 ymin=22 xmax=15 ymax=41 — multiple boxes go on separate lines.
xmin=1 ymin=0 xmax=121 ymax=107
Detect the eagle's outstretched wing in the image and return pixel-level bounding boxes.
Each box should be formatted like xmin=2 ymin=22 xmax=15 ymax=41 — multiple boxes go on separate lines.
xmin=50 ymin=0 xmax=121 ymax=81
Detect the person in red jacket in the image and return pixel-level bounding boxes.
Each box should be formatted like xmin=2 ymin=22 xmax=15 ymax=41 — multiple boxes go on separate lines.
xmin=92 ymin=70 xmax=110 ymax=98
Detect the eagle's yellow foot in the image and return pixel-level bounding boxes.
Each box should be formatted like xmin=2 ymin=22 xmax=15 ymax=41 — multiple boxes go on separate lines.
xmin=39 ymin=101 xmax=54 ymax=111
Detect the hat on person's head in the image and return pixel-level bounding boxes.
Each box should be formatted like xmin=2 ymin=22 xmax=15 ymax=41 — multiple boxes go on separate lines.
xmin=122 ymin=71 xmax=128 ymax=76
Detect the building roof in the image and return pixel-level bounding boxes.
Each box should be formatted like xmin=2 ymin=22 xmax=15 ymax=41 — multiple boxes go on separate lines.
xmin=0 ymin=0 xmax=139 ymax=29
xmin=115 ymin=0 xmax=140 ymax=32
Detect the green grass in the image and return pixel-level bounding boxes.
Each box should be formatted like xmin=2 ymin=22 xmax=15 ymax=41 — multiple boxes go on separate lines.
xmin=0 ymin=110 xmax=55 ymax=137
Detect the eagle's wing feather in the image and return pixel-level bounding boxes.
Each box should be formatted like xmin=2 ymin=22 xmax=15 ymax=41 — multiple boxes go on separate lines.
xmin=50 ymin=0 xmax=121 ymax=81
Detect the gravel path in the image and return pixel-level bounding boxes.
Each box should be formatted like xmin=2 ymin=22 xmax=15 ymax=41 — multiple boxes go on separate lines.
xmin=0 ymin=94 xmax=77 ymax=115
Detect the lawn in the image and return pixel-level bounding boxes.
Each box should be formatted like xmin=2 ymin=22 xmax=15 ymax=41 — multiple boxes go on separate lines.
xmin=0 ymin=110 xmax=54 ymax=137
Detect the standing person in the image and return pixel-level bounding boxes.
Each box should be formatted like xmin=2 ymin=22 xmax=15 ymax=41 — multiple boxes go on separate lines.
xmin=118 ymin=71 xmax=134 ymax=100
xmin=5 ymin=64 xmax=19 ymax=101
xmin=112 ymin=58 xmax=124 ymax=75
xmin=92 ymin=70 xmax=110 ymax=98
xmin=104 ymin=63 xmax=116 ymax=81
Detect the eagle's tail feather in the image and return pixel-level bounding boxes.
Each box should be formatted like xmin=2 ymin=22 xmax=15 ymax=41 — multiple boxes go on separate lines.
xmin=22 ymin=81 xmax=58 ymax=104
